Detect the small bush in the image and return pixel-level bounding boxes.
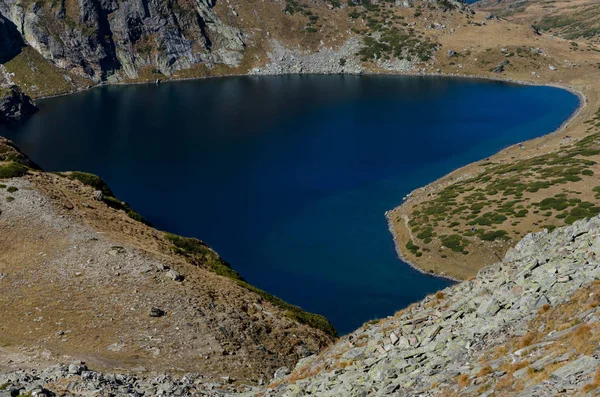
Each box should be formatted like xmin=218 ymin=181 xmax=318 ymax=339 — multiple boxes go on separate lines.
xmin=68 ymin=171 xmax=114 ymax=196
xmin=6 ymin=186 xmax=18 ymax=193
xmin=0 ymin=162 xmax=28 ymax=179
xmin=406 ymin=239 xmax=420 ymax=255
xmin=441 ymin=234 xmax=468 ymax=253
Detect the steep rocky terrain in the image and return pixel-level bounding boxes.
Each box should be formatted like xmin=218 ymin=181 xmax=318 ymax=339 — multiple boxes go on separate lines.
xmin=263 ymin=216 xmax=600 ymax=396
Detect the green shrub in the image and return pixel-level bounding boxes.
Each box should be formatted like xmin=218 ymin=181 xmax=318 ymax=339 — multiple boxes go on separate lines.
xmin=6 ymin=186 xmax=18 ymax=193
xmin=0 ymin=162 xmax=28 ymax=179
xmin=479 ymin=230 xmax=507 ymax=241
xmin=406 ymin=239 xmax=420 ymax=255
xmin=68 ymin=171 xmax=114 ymax=196
xmin=441 ymin=234 xmax=468 ymax=253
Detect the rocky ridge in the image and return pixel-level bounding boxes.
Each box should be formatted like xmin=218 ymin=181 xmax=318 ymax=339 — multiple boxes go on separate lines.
xmin=262 ymin=216 xmax=600 ymax=396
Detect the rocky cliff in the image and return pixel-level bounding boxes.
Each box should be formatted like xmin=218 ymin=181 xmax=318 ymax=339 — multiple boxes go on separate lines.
xmin=0 ymin=0 xmax=245 ymax=81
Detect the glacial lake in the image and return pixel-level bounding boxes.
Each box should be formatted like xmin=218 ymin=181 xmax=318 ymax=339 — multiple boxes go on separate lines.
xmin=1 ymin=75 xmax=579 ymax=334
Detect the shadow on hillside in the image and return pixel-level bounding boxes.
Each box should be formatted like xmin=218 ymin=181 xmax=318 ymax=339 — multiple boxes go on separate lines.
xmin=0 ymin=12 xmax=24 ymax=64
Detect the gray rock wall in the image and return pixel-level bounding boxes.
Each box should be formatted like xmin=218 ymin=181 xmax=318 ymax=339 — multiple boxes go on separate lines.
xmin=0 ymin=0 xmax=245 ymax=81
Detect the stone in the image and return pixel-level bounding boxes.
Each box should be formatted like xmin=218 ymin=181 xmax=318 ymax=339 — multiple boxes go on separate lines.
xmin=149 ymin=307 xmax=166 ymax=317
xmin=165 ymin=269 xmax=183 ymax=282
xmin=0 ymin=86 xmax=37 ymax=123
xmin=67 ymin=363 xmax=87 ymax=375
xmin=274 ymin=367 xmax=290 ymax=380
xmin=551 ymin=356 xmax=599 ymax=380
xmin=92 ymin=190 xmax=103 ymax=201
xmin=447 ymin=50 xmax=457 ymax=58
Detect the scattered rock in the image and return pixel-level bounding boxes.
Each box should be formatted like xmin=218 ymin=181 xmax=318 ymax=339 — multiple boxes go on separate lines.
xmin=492 ymin=60 xmax=510 ymax=73
xmin=165 ymin=269 xmax=183 ymax=282
xmin=149 ymin=307 xmax=166 ymax=317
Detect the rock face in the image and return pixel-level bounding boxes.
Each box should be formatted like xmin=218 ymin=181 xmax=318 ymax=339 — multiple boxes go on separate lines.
xmin=262 ymin=216 xmax=600 ymax=396
xmin=0 ymin=85 xmax=37 ymax=123
xmin=0 ymin=0 xmax=245 ymax=81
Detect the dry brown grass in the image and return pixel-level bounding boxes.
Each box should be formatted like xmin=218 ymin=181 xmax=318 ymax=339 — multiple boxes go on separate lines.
xmin=582 ymin=367 xmax=600 ymax=393
xmin=518 ymin=332 xmax=537 ymax=349
xmin=457 ymin=373 xmax=470 ymax=389
xmin=538 ymin=303 xmax=551 ymax=314
xmin=477 ymin=365 xmax=493 ymax=377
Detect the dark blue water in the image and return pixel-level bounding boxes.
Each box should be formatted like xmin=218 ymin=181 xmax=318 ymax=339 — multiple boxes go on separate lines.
xmin=1 ymin=75 xmax=579 ymax=334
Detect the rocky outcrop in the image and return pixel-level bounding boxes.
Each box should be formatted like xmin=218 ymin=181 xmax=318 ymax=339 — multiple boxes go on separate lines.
xmin=0 ymin=0 xmax=245 ymax=81
xmin=263 ymin=216 xmax=600 ymax=396
xmin=0 ymin=85 xmax=37 ymax=123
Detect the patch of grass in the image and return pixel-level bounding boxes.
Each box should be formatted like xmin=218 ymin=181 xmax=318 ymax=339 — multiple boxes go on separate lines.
xmin=6 ymin=196 xmax=14 ymax=202
xmin=6 ymin=186 xmax=18 ymax=193
xmin=68 ymin=171 xmax=114 ymax=196
xmin=468 ymin=212 xmax=507 ymax=226
xmin=164 ymin=233 xmax=337 ymax=337
xmin=4 ymin=46 xmax=91 ymax=98
xmin=0 ymin=162 xmax=28 ymax=179
xmin=441 ymin=234 xmax=468 ymax=253
xmin=479 ymin=230 xmax=508 ymax=241
xmin=406 ymin=239 xmax=420 ymax=255
xmin=66 ymin=171 xmax=148 ymax=224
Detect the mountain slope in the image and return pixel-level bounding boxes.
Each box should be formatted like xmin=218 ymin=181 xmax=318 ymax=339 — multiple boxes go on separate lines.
xmin=0 ymin=137 xmax=335 ymax=391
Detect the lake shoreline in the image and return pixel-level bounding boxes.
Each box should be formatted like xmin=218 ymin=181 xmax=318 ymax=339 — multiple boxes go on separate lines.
xmin=384 ymin=76 xmax=586 ymax=280
xmin=27 ymin=69 xmax=586 ymax=283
